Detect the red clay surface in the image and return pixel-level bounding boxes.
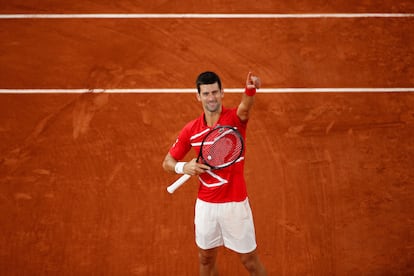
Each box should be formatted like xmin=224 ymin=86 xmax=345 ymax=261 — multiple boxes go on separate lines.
xmin=1 ymin=2 xmax=414 ymax=275
xmin=1 ymin=0 xmax=414 ymax=13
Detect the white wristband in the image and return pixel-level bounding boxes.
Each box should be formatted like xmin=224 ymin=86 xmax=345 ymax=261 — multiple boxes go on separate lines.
xmin=174 ymin=162 xmax=186 ymax=174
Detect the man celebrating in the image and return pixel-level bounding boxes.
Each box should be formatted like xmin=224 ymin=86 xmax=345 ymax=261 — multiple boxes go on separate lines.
xmin=163 ymin=71 xmax=266 ymax=275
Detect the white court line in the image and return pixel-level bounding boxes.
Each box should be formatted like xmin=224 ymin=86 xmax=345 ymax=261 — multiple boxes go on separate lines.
xmin=0 ymin=13 xmax=414 ymax=19
xmin=0 ymin=88 xmax=414 ymax=94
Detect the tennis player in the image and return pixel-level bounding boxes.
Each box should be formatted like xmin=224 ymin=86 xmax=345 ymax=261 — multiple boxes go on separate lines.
xmin=162 ymin=71 xmax=266 ymax=275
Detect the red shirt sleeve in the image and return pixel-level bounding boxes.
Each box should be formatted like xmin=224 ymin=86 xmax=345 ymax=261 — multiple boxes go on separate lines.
xmin=169 ymin=123 xmax=192 ymax=161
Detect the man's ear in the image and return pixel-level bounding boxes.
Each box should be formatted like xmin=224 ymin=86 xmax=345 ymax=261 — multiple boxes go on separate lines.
xmin=196 ymin=92 xmax=201 ymax=101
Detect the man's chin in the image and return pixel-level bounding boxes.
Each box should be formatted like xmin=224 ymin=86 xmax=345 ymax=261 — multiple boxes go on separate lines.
xmin=206 ymin=104 xmax=219 ymax=112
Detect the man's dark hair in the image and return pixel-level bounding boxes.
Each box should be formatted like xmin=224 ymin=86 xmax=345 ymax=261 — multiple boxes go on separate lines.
xmin=196 ymin=71 xmax=222 ymax=94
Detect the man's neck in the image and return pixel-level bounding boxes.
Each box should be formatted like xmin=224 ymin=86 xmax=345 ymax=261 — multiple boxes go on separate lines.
xmin=204 ymin=107 xmax=222 ymax=127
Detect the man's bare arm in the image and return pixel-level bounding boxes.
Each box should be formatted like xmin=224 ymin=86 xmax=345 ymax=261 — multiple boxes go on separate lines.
xmin=237 ymin=72 xmax=261 ymax=121
xmin=162 ymin=153 xmax=210 ymax=175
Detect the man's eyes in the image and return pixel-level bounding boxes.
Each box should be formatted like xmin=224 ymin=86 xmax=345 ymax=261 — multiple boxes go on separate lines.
xmin=202 ymin=91 xmax=218 ymax=96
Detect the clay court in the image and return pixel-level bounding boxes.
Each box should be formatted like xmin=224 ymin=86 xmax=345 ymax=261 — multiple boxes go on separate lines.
xmin=1 ymin=1 xmax=414 ymax=275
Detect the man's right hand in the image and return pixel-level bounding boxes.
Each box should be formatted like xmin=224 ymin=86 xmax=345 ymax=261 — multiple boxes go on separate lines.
xmin=184 ymin=158 xmax=210 ymax=175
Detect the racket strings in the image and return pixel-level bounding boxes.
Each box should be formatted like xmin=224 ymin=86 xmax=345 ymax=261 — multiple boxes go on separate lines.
xmin=201 ymin=129 xmax=243 ymax=168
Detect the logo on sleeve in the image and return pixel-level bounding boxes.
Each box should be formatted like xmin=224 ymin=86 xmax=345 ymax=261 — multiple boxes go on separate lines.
xmin=172 ymin=138 xmax=179 ymax=147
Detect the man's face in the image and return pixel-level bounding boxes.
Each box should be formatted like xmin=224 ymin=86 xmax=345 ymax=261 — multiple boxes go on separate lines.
xmin=197 ymin=82 xmax=224 ymax=113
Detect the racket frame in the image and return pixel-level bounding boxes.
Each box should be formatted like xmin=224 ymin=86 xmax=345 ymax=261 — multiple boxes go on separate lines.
xmin=167 ymin=125 xmax=244 ymax=193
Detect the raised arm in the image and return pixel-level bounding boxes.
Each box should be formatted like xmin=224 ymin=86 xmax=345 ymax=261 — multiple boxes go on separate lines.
xmin=237 ymin=72 xmax=261 ymax=122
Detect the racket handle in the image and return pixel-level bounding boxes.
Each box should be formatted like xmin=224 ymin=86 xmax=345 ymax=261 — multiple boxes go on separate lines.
xmin=167 ymin=174 xmax=192 ymax=194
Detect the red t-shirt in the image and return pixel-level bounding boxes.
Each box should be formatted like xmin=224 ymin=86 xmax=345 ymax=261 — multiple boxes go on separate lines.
xmin=169 ymin=107 xmax=248 ymax=203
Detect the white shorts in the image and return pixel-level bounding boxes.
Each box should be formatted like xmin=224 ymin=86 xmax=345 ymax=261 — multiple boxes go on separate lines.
xmin=194 ymin=198 xmax=257 ymax=254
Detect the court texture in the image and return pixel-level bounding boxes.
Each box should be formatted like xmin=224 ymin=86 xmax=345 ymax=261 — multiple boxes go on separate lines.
xmin=0 ymin=1 xmax=414 ymax=275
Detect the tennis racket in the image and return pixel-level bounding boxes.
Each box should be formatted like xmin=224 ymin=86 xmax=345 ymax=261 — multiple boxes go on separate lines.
xmin=167 ymin=125 xmax=244 ymax=193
